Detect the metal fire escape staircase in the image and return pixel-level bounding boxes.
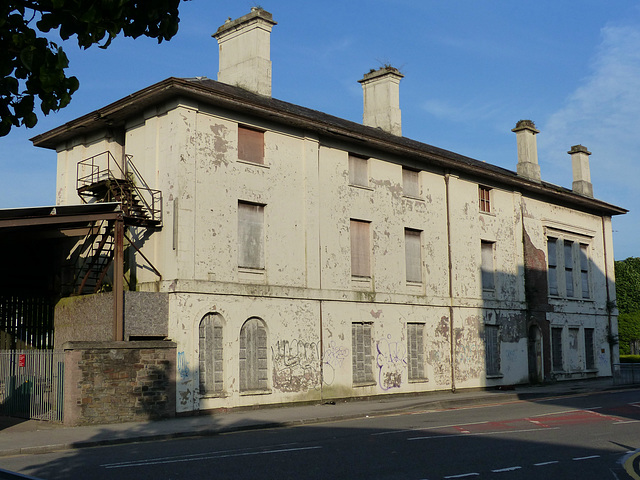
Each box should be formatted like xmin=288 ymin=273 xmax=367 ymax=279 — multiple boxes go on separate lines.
xmin=73 ymin=152 xmax=162 ymax=295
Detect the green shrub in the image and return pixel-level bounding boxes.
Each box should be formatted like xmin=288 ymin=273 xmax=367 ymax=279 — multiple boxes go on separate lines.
xmin=618 ymin=312 xmax=640 ymax=355
xmin=620 ymin=355 xmax=640 ymax=363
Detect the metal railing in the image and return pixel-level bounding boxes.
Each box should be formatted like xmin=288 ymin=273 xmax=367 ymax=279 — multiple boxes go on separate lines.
xmin=612 ymin=363 xmax=640 ymax=386
xmin=77 ymin=151 xmax=162 ymax=225
xmin=0 ymin=350 xmax=64 ymax=422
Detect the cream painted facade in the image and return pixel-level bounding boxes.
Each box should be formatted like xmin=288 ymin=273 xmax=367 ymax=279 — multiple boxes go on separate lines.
xmin=34 ymin=9 xmax=625 ymax=414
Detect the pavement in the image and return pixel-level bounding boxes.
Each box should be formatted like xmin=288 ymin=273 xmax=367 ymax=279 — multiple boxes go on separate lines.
xmin=0 ymin=377 xmax=636 ymax=459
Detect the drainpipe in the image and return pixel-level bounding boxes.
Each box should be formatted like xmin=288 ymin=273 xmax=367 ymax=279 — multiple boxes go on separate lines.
xmin=113 ymin=214 xmax=125 ymax=341
xmin=316 ymin=139 xmax=324 ymax=403
xmin=445 ymin=173 xmax=456 ymax=393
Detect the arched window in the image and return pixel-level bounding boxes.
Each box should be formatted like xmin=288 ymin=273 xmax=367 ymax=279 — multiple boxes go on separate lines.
xmin=199 ymin=313 xmax=223 ymax=394
xmin=239 ymin=317 xmax=268 ymax=391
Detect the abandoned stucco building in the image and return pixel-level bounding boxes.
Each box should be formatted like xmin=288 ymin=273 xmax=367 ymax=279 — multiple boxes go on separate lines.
xmin=26 ymin=8 xmax=626 ymax=415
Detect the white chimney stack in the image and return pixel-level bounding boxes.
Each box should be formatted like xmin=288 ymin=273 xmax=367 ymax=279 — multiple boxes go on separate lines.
xmin=568 ymin=144 xmax=593 ymax=197
xmin=213 ymin=8 xmax=277 ymax=96
xmin=512 ymin=120 xmax=541 ymax=183
xmin=358 ymin=67 xmax=403 ymax=136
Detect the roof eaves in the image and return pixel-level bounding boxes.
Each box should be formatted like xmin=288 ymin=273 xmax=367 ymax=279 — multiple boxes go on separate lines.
xmin=30 ymin=77 xmax=627 ymax=217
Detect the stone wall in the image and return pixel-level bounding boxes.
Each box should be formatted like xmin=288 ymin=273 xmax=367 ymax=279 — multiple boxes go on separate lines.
xmin=63 ymin=341 xmax=176 ymax=426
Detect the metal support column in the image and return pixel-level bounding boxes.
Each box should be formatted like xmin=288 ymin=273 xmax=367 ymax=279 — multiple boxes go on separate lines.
xmin=113 ymin=214 xmax=125 ymax=341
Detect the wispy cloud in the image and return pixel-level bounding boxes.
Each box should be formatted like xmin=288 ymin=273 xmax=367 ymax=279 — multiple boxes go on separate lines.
xmin=540 ymin=21 xmax=640 ymax=258
xmin=541 ymin=23 xmax=640 ymax=192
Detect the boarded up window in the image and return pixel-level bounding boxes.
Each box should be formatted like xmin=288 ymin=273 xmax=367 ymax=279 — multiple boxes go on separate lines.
xmin=238 ymin=202 xmax=264 ymax=269
xmin=199 ymin=313 xmax=223 ymax=394
xmin=407 ymin=323 xmax=426 ymax=380
xmin=547 ymin=238 xmax=558 ymax=296
xmin=552 ymin=327 xmax=563 ymax=371
xmin=239 ymin=317 xmax=268 ymax=391
xmin=567 ymin=327 xmax=581 ymax=371
xmin=405 ymin=229 xmax=422 ymax=283
xmin=485 ymin=324 xmax=500 ymax=376
xmin=352 ymin=322 xmax=373 ymax=384
xmin=585 ymin=328 xmax=595 ymax=370
xmin=580 ymin=244 xmax=590 ymax=299
xmin=479 ymin=186 xmax=491 ymax=213
xmin=350 ymin=220 xmax=370 ymax=277
xmin=564 ymin=241 xmax=575 ymax=297
xmin=238 ymin=126 xmax=264 ymax=164
xmin=349 ymin=154 xmax=369 ymax=187
xmin=403 ymin=168 xmax=419 ymax=197
xmin=481 ymin=241 xmax=495 ymax=291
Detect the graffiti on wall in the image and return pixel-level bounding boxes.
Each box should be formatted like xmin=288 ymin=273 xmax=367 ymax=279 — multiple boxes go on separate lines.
xmin=272 ymin=339 xmax=321 ymax=392
xmin=322 ymin=340 xmax=349 ymax=386
xmin=177 ymin=351 xmax=190 ymax=379
xmin=376 ymin=335 xmax=407 ymax=390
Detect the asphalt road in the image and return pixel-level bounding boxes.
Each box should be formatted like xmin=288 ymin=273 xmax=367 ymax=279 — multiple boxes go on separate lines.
xmin=1 ymin=389 xmax=639 ymax=480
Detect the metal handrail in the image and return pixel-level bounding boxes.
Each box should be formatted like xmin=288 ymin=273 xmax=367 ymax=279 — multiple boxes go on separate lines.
xmin=77 ymin=152 xmax=162 ymax=225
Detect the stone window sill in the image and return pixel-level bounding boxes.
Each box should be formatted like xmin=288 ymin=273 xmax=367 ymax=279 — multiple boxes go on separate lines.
xmin=239 ymin=389 xmax=272 ymax=396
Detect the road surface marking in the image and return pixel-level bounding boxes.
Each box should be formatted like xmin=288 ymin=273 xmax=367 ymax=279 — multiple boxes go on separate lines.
xmin=491 ymin=466 xmax=521 ymax=472
xmin=100 ymin=442 xmax=302 ymax=467
xmin=101 ymin=446 xmax=323 ymax=469
xmin=407 ymin=426 xmax=559 ymax=441
xmin=573 ymin=455 xmax=600 ymax=461
xmin=444 ymin=473 xmax=479 ymax=478
xmin=534 ymin=461 xmax=559 ymax=466
xmin=623 ymin=449 xmax=640 ymax=480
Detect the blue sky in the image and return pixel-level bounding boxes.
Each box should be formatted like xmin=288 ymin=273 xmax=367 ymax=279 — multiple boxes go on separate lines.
xmin=1 ymin=1 xmax=639 ymax=259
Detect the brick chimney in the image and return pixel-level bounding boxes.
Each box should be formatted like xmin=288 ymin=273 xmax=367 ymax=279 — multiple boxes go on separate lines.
xmin=213 ymin=8 xmax=277 ymax=96
xmin=358 ymin=66 xmax=404 ymax=136
xmin=512 ymin=120 xmax=541 ymax=183
xmin=568 ymin=145 xmax=593 ymax=197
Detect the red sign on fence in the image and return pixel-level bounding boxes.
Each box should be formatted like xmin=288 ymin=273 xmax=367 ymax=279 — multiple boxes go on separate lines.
xmin=18 ymin=354 xmax=25 ymax=367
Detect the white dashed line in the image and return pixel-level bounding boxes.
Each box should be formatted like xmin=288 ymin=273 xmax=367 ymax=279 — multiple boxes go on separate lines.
xmin=534 ymin=461 xmax=560 ymax=466
xmin=572 ymin=455 xmax=600 ymax=461
xmin=444 ymin=473 xmax=480 ymax=478
xmin=491 ymin=466 xmax=521 ymax=472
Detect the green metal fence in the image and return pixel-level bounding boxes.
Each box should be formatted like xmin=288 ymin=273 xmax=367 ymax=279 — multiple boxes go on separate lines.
xmin=0 ymin=350 xmax=64 ymax=422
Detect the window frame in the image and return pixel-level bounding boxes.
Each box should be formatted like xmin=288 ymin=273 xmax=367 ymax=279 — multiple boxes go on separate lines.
xmin=237 ymin=125 xmax=265 ymax=165
xmin=404 ymin=228 xmax=422 ymax=284
xmin=237 ymin=201 xmax=265 ymax=270
xmin=350 ymin=219 xmax=371 ymax=278
xmin=546 ymin=232 xmax=593 ymax=300
xmin=552 ymin=327 xmax=563 ymax=371
xmin=352 ymin=322 xmax=374 ymax=385
xmin=402 ymin=168 xmax=420 ymax=198
xmin=547 ymin=237 xmax=559 ymax=296
xmin=564 ymin=240 xmax=575 ymax=298
xmin=239 ymin=317 xmax=269 ymax=393
xmin=199 ymin=313 xmax=224 ymax=396
xmin=407 ymin=322 xmax=427 ymax=381
xmin=348 ymin=154 xmax=370 ymax=188
xmin=584 ymin=328 xmax=596 ymax=370
xmin=481 ymin=240 xmax=496 ymax=292
xmin=484 ymin=324 xmax=501 ymax=377
xmin=580 ymin=244 xmax=591 ymax=299
xmin=479 ymin=186 xmax=491 ymax=213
